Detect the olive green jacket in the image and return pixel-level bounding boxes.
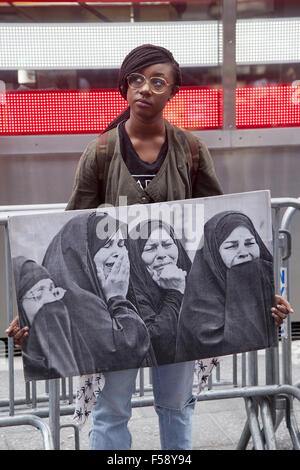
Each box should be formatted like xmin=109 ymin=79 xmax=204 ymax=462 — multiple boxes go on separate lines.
xmin=66 ymin=121 xmax=223 ymax=210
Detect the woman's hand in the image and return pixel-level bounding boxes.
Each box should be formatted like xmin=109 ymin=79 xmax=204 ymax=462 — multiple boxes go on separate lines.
xmin=5 ymin=316 xmax=29 ymax=348
xmin=271 ymin=294 xmax=294 ymax=327
xmin=152 ymin=265 xmax=187 ymax=294
xmin=96 ymin=252 xmax=130 ymax=301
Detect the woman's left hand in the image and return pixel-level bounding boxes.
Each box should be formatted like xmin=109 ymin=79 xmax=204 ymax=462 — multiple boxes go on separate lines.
xmin=271 ymin=294 xmax=294 ymax=327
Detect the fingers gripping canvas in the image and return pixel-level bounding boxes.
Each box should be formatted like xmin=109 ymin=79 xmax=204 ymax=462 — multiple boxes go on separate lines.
xmin=7 ymin=190 xmax=277 ymax=381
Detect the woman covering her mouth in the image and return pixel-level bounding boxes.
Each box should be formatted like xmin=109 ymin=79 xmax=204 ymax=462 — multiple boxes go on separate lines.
xmin=176 ymin=211 xmax=278 ymax=361
xmin=13 ymin=256 xmax=79 ymax=380
xmin=126 ymin=219 xmax=192 ymax=365
xmin=42 ymin=211 xmax=151 ymax=375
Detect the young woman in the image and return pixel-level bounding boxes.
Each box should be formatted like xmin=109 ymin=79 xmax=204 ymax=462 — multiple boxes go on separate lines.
xmin=126 ymin=218 xmax=192 ymax=365
xmin=66 ymin=44 xmax=224 ymax=450
xmin=176 ymin=211 xmax=278 ymax=361
xmin=7 ymin=44 xmax=293 ymax=450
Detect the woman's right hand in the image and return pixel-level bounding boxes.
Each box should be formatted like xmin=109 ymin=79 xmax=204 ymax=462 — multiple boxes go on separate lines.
xmin=96 ymin=252 xmax=130 ymax=301
xmin=152 ymin=265 xmax=187 ymax=294
xmin=5 ymin=316 xmax=29 ymax=348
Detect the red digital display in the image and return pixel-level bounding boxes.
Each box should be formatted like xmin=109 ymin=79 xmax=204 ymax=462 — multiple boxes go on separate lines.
xmin=0 ymin=85 xmax=299 ymax=136
xmin=236 ymin=85 xmax=300 ymax=129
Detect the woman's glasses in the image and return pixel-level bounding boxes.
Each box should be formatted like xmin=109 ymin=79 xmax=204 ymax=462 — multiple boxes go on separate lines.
xmin=127 ymin=73 xmax=172 ymax=94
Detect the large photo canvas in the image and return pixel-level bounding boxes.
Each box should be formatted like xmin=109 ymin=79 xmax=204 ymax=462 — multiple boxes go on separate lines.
xmin=7 ymin=190 xmax=277 ymax=381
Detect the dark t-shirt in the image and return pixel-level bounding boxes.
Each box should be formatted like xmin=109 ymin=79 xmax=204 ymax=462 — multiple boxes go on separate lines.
xmin=119 ymin=121 xmax=168 ymax=190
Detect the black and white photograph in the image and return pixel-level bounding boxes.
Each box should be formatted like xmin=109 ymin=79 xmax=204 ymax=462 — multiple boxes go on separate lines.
xmin=7 ymin=190 xmax=276 ymax=381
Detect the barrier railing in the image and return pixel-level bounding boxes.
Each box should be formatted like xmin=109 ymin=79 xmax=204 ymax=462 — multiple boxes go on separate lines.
xmin=0 ymin=198 xmax=300 ymax=450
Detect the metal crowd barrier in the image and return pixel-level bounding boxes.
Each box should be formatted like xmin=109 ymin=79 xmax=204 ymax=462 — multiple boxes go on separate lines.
xmin=0 ymin=198 xmax=300 ymax=450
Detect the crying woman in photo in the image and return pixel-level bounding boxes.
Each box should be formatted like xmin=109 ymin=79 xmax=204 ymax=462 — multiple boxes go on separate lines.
xmin=176 ymin=211 xmax=278 ymax=362
xmin=13 ymin=256 xmax=79 ymax=380
xmin=126 ymin=219 xmax=192 ymax=365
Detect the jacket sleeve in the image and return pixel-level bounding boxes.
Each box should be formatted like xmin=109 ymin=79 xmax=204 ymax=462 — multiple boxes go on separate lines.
xmin=65 ymin=138 xmax=102 ymax=211
xmin=192 ymin=138 xmax=223 ymax=198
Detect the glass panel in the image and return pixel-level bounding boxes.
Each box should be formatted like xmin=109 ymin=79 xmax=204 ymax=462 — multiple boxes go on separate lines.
xmin=236 ymin=0 xmax=300 ymax=128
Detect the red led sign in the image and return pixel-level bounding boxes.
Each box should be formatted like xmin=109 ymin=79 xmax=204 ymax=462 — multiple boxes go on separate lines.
xmin=0 ymin=87 xmax=221 ymax=135
xmin=0 ymin=85 xmax=299 ymax=136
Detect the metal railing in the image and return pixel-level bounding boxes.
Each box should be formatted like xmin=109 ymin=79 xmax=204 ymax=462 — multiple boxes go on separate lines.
xmin=0 ymin=198 xmax=300 ymax=450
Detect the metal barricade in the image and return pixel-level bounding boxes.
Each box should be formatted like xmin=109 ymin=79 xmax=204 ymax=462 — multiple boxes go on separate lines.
xmin=0 ymin=198 xmax=300 ymax=450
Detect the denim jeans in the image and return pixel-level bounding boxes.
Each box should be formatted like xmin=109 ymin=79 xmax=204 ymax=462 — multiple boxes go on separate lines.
xmin=89 ymin=361 xmax=196 ymax=450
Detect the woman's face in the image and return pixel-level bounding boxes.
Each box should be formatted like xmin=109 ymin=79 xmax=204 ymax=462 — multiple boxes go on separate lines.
xmin=22 ymin=278 xmax=66 ymax=320
xmin=141 ymin=227 xmax=178 ymax=278
xmin=93 ymin=229 xmax=127 ymax=278
xmin=126 ymin=63 xmax=178 ymax=120
xmin=219 ymin=226 xmax=260 ymax=269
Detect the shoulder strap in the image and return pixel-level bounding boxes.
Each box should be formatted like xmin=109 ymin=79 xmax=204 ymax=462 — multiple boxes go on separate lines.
xmin=176 ymin=129 xmax=200 ymax=185
xmin=95 ymin=127 xmax=118 ymax=198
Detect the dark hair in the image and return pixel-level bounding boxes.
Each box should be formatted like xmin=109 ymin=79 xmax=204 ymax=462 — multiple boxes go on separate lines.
xmin=103 ymin=44 xmax=182 ymax=133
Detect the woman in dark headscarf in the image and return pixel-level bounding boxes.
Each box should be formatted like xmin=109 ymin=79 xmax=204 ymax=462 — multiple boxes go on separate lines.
xmin=42 ymin=211 xmax=151 ymax=376
xmin=126 ymin=218 xmax=192 ymax=365
xmin=13 ymin=256 xmax=79 ymax=380
xmin=176 ymin=211 xmax=278 ymax=361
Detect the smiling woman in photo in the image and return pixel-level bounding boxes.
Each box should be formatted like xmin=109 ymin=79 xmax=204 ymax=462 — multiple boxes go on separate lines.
xmin=127 ymin=219 xmax=191 ymax=365
xmin=176 ymin=211 xmax=278 ymax=361
xmin=42 ymin=211 xmax=150 ymax=376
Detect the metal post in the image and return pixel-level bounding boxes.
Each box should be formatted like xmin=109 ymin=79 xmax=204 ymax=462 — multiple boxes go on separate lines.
xmin=244 ymin=398 xmax=264 ymax=450
xmin=260 ymin=398 xmax=277 ymax=450
xmin=248 ymin=351 xmax=258 ymax=386
xmin=241 ymin=353 xmax=247 ymax=387
xmin=4 ymin=222 xmax=15 ymax=416
xmin=222 ymin=0 xmax=237 ymax=131
xmin=232 ymin=354 xmax=238 ymax=387
xmin=139 ymin=368 xmax=145 ymax=397
xmin=48 ymin=379 xmax=61 ymax=450
xmin=279 ymin=230 xmax=293 ymax=385
xmin=238 ymin=350 xmax=259 ymax=449
xmin=265 ymin=206 xmax=281 ymax=386
xmin=68 ymin=377 xmax=73 ymax=405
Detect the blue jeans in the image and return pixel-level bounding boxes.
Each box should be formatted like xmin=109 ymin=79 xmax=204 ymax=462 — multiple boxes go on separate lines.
xmin=89 ymin=361 xmax=196 ymax=450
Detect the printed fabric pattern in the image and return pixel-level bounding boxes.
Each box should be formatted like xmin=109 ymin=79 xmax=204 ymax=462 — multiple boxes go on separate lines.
xmin=73 ymin=357 xmax=219 ymax=429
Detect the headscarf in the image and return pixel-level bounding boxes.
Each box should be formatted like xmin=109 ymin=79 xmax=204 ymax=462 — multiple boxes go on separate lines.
xmin=126 ymin=219 xmax=192 ymax=364
xmin=176 ymin=211 xmax=277 ymax=362
xmin=42 ymin=211 xmax=150 ymax=375
xmin=13 ymin=256 xmax=49 ymax=327
xmin=13 ymin=256 xmax=78 ymax=381
xmin=202 ymin=211 xmax=273 ymax=289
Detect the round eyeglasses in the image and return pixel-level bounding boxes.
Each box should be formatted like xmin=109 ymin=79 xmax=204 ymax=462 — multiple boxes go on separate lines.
xmin=127 ymin=73 xmax=172 ymax=94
